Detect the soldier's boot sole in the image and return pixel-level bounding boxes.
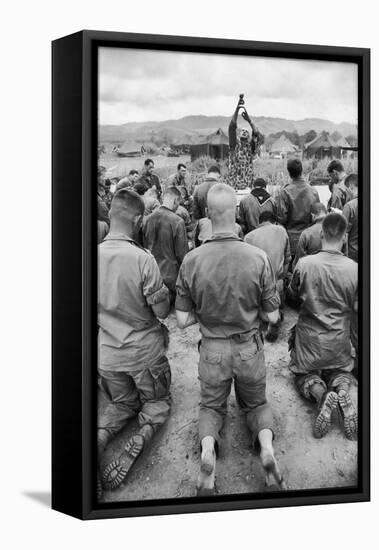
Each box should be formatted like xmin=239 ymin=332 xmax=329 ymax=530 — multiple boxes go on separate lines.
xmin=313 ymin=391 xmax=338 ymax=439
xmin=338 ymin=390 xmax=358 ymax=440
xmin=102 ymin=434 xmax=145 ymax=491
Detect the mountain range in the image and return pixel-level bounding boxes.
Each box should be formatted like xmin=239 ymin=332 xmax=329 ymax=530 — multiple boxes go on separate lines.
xmin=99 ymin=115 xmax=357 ymax=145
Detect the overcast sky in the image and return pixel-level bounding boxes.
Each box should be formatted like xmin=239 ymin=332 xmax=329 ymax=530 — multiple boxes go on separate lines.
xmin=99 ymin=47 xmax=358 ymax=126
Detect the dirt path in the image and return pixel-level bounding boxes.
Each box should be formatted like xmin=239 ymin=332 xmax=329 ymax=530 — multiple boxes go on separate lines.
xmin=100 ymin=306 xmax=357 ymax=503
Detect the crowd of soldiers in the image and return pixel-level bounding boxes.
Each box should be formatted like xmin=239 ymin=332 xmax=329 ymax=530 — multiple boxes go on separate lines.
xmin=96 ymin=102 xmax=359 ymax=500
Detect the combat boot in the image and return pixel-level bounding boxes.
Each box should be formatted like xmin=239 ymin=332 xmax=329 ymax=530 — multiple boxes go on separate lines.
xmin=102 ymin=424 xmax=154 ymax=491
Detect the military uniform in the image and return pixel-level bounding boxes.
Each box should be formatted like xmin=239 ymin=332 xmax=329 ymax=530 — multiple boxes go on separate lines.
xmin=175 ymin=204 xmax=193 ymax=240
xmin=143 ymin=206 xmax=189 ymax=300
xmin=245 ymin=222 xmax=290 ymax=282
xmin=176 ymin=234 xmax=279 ymax=449
xmin=277 ymin=178 xmax=320 ymax=256
xmin=138 ymin=171 xmax=162 ymax=197
xmin=328 ymin=182 xmax=354 ymax=212
xmin=192 ymin=176 xmax=219 ymax=220
xmin=238 ymin=188 xmax=277 ymax=234
xmin=289 ymin=250 xmax=357 ymax=399
xmin=194 ymin=218 xmax=243 ymax=246
xmin=343 ymin=198 xmax=358 ymax=262
xmin=98 ymin=234 xmax=171 ymax=440
xmin=293 ymin=217 xmax=324 ymax=266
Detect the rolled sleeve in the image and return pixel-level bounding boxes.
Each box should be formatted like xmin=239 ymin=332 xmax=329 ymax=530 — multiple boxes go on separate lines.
xmin=260 ymin=256 xmax=280 ymax=312
xmin=175 ymin=262 xmax=194 ymax=312
xmin=142 ymin=254 xmax=169 ymax=305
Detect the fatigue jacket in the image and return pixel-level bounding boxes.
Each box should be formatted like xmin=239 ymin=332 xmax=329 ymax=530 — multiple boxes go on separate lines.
xmin=289 ymin=250 xmax=357 ymax=373
xmin=192 ymin=176 xmax=219 ymax=220
xmin=176 ymin=233 xmax=279 ymax=338
xmin=143 ymin=206 xmax=189 ymax=292
xmin=328 ymin=181 xmax=354 ymax=212
xmin=238 ymin=191 xmax=277 ymax=233
xmin=343 ymin=198 xmax=358 ymax=262
xmin=98 ymin=234 xmax=169 ymax=371
xmin=293 ymin=218 xmax=324 ymax=266
xmin=245 ymin=222 xmax=291 ymax=280
xmin=138 ymin=172 xmax=162 ymax=196
xmin=276 ymin=178 xmax=320 ymax=254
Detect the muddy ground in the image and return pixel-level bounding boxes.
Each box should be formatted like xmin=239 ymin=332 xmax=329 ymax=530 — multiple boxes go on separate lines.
xmin=99 ymin=305 xmax=357 ymax=503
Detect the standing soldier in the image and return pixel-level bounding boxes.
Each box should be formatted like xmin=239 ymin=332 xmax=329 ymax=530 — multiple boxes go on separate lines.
xmin=143 ymin=186 xmax=189 ymax=304
xmin=277 ymin=158 xmax=320 ymax=263
xmin=227 ymin=95 xmax=264 ymax=190
xmin=192 ymin=165 xmax=221 ymax=220
xmin=327 ymin=160 xmax=354 ymax=212
xmin=175 ymin=183 xmax=285 ymax=495
xmin=138 ymin=158 xmax=162 ymax=198
xmin=98 ymin=189 xmax=172 ymax=497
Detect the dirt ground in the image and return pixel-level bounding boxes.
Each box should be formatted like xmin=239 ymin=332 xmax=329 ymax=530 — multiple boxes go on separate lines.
xmin=99 ymin=305 xmax=357 ymax=503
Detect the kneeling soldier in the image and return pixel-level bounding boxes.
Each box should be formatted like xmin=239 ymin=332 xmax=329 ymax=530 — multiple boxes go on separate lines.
xmin=97 ymin=189 xmax=171 ymax=497
xmin=175 ymin=183 xmax=285 ymax=495
xmin=288 ymin=213 xmax=358 ymax=440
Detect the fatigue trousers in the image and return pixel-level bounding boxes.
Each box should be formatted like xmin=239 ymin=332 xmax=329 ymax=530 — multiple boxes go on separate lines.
xmin=98 ymin=356 xmax=171 ymax=441
xmin=294 ymin=368 xmax=355 ymax=402
xmin=198 ymin=333 xmax=274 ymax=452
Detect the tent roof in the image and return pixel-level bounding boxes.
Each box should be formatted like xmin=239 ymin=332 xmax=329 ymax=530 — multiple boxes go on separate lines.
xmin=331 ymin=134 xmax=350 ymax=147
xmin=199 ymin=128 xmax=229 ymax=145
xmin=304 ymin=132 xmax=337 ymax=151
xmin=118 ymin=140 xmax=142 ymax=153
xmin=270 ymin=133 xmax=297 ymax=152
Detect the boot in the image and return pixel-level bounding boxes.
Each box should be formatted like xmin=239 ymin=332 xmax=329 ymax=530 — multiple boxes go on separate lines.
xmin=97 ymin=428 xmax=112 ymax=500
xmin=337 ymin=390 xmax=358 ymax=440
xmin=102 ymin=424 xmax=154 ymax=491
xmin=313 ymin=391 xmax=338 ymax=438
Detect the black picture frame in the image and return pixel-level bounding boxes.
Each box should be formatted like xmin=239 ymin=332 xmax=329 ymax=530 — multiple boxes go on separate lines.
xmin=52 ymin=30 xmax=370 ymax=520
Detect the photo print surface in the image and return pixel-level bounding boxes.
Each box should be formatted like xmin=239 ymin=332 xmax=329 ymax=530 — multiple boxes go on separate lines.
xmin=96 ymin=46 xmax=359 ymax=503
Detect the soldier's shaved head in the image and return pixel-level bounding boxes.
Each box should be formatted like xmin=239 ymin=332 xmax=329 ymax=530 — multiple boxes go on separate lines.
xmin=110 ymin=188 xmax=145 ymax=223
xmin=207 ymin=183 xmax=236 ymax=214
xmin=322 ymin=213 xmax=347 ymax=244
xmin=207 ymin=183 xmax=237 ymax=234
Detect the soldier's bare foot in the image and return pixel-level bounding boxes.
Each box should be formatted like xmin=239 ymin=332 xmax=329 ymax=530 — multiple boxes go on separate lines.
xmin=197 ymin=436 xmax=216 ymax=496
xmin=102 ymin=434 xmax=145 ymax=490
xmin=338 ymin=390 xmax=358 ymax=440
xmin=260 ymin=449 xmax=286 ymax=491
